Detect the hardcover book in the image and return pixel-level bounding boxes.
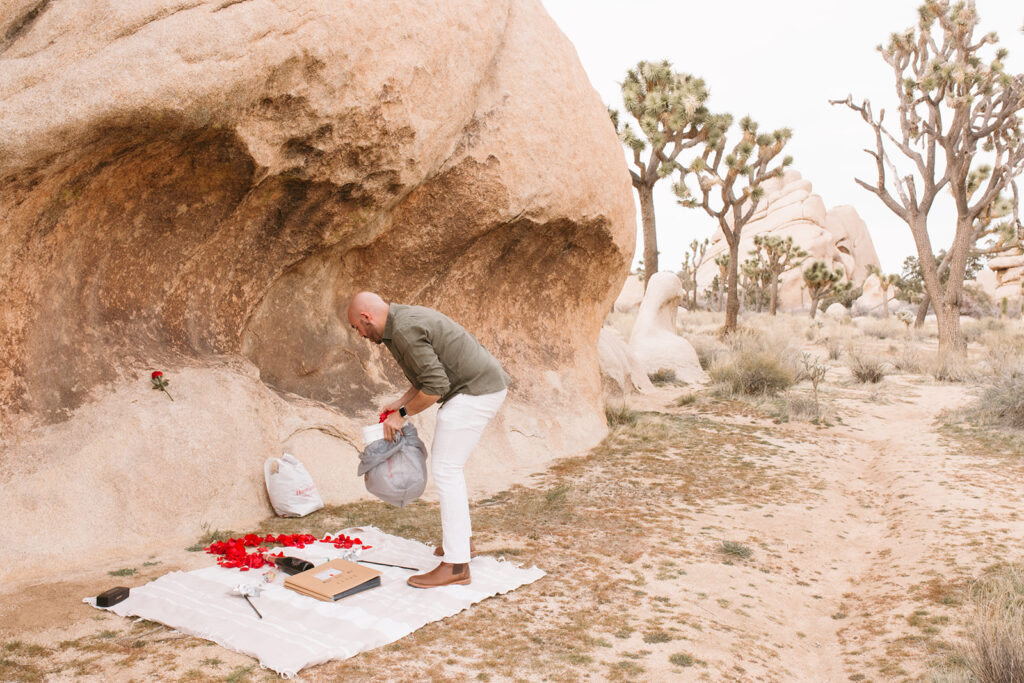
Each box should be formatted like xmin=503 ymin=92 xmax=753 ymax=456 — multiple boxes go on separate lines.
xmin=284 ymin=558 xmax=382 ymax=602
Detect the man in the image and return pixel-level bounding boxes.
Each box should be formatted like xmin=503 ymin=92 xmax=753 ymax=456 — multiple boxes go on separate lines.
xmin=346 ymin=291 xmax=509 ymax=588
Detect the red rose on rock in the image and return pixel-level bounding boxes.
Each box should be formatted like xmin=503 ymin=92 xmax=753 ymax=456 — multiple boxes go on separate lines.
xmin=150 ymin=370 xmax=173 ymax=401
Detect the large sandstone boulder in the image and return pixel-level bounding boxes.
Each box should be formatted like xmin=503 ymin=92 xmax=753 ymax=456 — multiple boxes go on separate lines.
xmin=628 ymin=272 xmax=707 ymax=385
xmin=695 ymin=170 xmax=881 ymax=311
xmin=0 ymin=0 xmax=635 ymax=580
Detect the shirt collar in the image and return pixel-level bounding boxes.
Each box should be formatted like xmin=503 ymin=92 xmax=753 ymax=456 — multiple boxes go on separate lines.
xmin=382 ymin=305 xmax=395 ymax=342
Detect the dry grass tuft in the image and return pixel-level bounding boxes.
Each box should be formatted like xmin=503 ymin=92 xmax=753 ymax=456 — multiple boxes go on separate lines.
xmin=606 ymin=402 xmax=640 ymax=427
xmin=960 ymin=563 xmax=1024 ymax=683
xmin=709 ymin=330 xmax=799 ymax=397
xmin=847 ymin=353 xmax=887 ymax=384
xmin=954 ymin=374 xmax=1024 ymax=431
xmin=688 ymin=334 xmax=727 ymax=370
xmin=648 ymin=368 xmax=681 ymax=386
xmin=858 ymin=317 xmax=906 ymax=340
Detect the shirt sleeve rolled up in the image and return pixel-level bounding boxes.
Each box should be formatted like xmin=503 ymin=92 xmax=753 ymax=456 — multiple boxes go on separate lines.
xmin=392 ymin=327 xmax=450 ymax=397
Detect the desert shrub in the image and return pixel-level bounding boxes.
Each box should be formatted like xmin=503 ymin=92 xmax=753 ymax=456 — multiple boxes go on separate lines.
xmin=720 ymin=541 xmax=753 ymax=559
xmin=711 ymin=329 xmax=799 ymax=396
xmin=689 ymin=334 xmax=727 ymax=370
xmin=605 ymin=402 xmax=639 ymax=427
xmin=924 ymin=355 xmax=973 ymax=383
xmin=960 ymin=563 xmax=1024 ymax=683
xmin=770 ymin=394 xmax=827 ymax=424
xmin=823 ymin=337 xmax=843 ymax=360
xmin=675 ymin=310 xmax=726 ymax=334
xmin=962 ymin=375 xmax=1024 ymax=430
xmin=980 ymin=331 xmax=1024 ymax=377
xmin=891 ymin=344 xmax=922 ymax=374
xmin=847 ymin=353 xmax=887 ymax=383
xmin=711 ymin=352 xmax=796 ymax=396
xmin=648 ymin=368 xmax=680 ymax=386
xmin=859 ymin=317 xmax=905 ymax=340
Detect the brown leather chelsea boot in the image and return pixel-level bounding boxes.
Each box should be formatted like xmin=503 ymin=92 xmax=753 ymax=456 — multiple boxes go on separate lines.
xmin=407 ymin=562 xmax=471 ymax=588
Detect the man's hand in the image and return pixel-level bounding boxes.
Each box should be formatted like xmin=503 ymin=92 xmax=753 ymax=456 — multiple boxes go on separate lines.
xmin=382 ymin=412 xmax=405 ymax=442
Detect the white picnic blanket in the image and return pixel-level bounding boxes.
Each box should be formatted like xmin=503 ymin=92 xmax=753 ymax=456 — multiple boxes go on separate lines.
xmin=84 ymin=526 xmax=544 ymax=678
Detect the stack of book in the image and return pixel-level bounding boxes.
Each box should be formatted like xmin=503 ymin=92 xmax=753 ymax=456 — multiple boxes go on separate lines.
xmin=284 ymin=559 xmax=382 ymax=602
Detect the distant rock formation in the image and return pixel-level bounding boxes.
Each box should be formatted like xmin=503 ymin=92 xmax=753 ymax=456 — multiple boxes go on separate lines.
xmin=985 ymin=250 xmax=1024 ymax=304
xmin=629 ymin=272 xmax=706 ymax=384
xmin=599 ymin=327 xmax=654 ymax=398
xmin=613 ymin=275 xmax=645 ymax=313
xmin=0 ymin=0 xmax=635 ymax=580
xmin=695 ymin=170 xmax=881 ymax=311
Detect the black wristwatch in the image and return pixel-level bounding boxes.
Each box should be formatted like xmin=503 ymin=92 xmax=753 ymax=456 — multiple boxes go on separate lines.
xmin=398 ymin=405 xmax=408 ymax=418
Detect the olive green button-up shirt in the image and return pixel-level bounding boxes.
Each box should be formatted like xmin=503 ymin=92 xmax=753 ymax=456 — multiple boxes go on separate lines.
xmin=382 ymin=304 xmax=509 ymax=403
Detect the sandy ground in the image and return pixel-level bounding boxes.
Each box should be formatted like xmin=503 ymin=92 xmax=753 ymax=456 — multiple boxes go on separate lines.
xmin=1 ymin=359 xmax=1021 ymax=681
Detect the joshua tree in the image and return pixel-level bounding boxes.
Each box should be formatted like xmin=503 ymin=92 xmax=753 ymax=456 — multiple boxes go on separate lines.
xmin=803 ymin=261 xmax=842 ymax=320
xmin=679 ymin=238 xmax=709 ymax=309
xmin=674 ymin=116 xmax=793 ymax=333
xmin=611 ymin=61 xmax=724 ymax=289
xmin=866 ymin=264 xmax=901 ymax=317
xmin=754 ymin=234 xmax=808 ymax=315
xmin=740 ymin=254 xmax=770 ymax=312
xmin=912 ymin=185 xmax=1017 ymax=325
xmin=832 ymin=0 xmax=1024 ymax=357
xmin=713 ymin=253 xmax=730 ymax=312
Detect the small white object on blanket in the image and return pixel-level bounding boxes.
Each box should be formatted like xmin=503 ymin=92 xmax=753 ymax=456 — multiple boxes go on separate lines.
xmin=84 ymin=526 xmax=544 ymax=678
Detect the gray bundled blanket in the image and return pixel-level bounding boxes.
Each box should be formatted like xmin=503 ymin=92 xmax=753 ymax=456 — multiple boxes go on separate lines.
xmin=356 ymin=423 xmax=428 ymax=507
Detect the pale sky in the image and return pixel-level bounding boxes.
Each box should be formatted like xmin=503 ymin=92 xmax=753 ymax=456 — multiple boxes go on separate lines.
xmin=540 ymin=0 xmax=1024 ymax=274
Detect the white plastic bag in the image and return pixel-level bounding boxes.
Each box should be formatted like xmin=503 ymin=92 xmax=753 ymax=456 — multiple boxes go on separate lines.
xmin=264 ymin=453 xmax=324 ymax=517
xmin=356 ymin=424 xmax=428 ymax=507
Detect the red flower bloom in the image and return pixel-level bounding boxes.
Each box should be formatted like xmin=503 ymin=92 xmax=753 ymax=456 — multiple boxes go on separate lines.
xmin=152 ymin=371 xmax=163 ymax=379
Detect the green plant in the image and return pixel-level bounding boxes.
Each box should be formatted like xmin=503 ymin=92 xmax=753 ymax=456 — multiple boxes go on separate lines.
xmin=611 ymin=60 xmax=719 ymax=286
xmin=803 ymin=261 xmax=842 ymax=320
xmin=186 ymin=527 xmax=237 ymax=552
xmin=107 ymin=568 xmax=137 ymax=577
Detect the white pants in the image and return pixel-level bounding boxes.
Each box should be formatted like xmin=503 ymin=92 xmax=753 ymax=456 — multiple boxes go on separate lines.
xmin=431 ymin=388 xmax=507 ymax=564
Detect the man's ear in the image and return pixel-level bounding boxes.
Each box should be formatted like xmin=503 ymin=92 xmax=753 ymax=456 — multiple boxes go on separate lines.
xmin=359 ymin=311 xmax=373 ymax=323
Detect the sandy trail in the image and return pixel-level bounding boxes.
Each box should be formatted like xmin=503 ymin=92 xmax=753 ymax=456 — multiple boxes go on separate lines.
xmin=633 ymin=374 xmax=1021 ymax=680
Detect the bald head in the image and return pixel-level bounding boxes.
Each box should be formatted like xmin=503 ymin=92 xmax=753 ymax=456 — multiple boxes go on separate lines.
xmin=346 ymin=291 xmax=390 ymax=344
